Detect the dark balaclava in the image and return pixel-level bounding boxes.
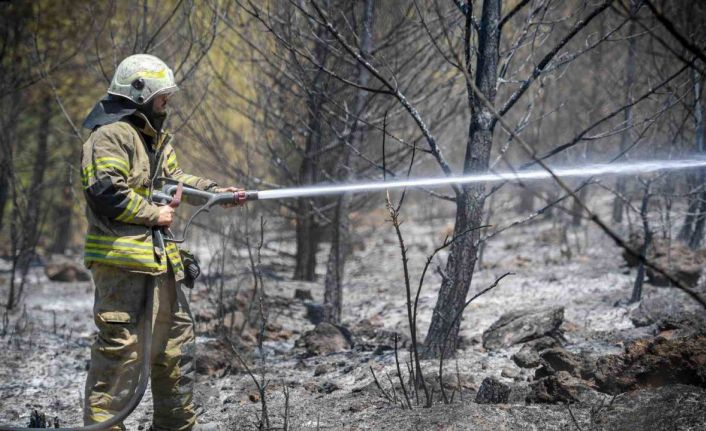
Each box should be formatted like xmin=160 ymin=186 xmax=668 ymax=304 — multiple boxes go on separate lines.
xmin=136 ymin=97 xmax=168 ymax=132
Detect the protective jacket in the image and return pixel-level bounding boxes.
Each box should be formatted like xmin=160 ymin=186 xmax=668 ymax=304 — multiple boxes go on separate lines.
xmin=81 ymin=112 xmax=216 ymax=280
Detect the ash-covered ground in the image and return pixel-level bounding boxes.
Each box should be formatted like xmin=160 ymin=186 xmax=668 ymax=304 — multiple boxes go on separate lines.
xmin=1 ymin=194 xmax=705 ymax=430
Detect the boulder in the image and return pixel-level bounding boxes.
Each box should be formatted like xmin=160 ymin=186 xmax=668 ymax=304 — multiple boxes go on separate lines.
xmin=512 ymin=345 xmax=540 ymax=368
xmin=595 ymin=333 xmax=706 ymax=394
xmin=474 ymin=377 xmax=510 ymax=404
xmin=526 ymin=371 xmax=595 ymax=404
xmin=630 ymin=296 xmax=684 ymax=327
xmin=298 ymin=322 xmax=352 ymax=356
xmin=630 ymin=297 xmax=706 ymax=334
xmin=622 ymin=234 xmax=705 ymax=287
xmin=351 ymin=318 xmax=410 ymax=353
xmin=534 ymin=347 xmax=595 ymax=380
xmin=525 ymin=336 xmax=561 ymax=351
xmin=482 ymin=307 xmax=564 ymax=351
xmin=501 ymin=366 xmax=520 ymax=379
xmin=314 ymin=364 xmax=330 ymax=376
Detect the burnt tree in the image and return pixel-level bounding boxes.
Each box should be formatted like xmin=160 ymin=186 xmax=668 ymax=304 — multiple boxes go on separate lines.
xmin=323 ymin=0 xmax=375 ymax=324
xmin=293 ymin=21 xmax=331 ymax=281
xmin=422 ymin=0 xmax=501 ymax=359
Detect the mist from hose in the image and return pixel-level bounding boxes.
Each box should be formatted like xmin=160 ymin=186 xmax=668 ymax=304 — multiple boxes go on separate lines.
xmin=256 ymin=158 xmax=706 ymax=200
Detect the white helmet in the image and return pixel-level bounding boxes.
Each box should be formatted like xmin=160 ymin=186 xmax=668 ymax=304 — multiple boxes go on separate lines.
xmin=108 ymin=54 xmax=178 ymax=105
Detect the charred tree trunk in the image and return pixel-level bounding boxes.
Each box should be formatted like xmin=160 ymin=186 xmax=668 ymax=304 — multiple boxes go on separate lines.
xmin=688 ymin=68 xmax=706 ymax=249
xmin=8 ymin=95 xmax=50 ymax=309
xmin=49 ymin=165 xmax=75 ymax=254
xmin=323 ymin=0 xmax=374 ymax=324
xmin=630 ymin=184 xmax=651 ymax=304
xmin=294 ymin=30 xmax=330 ymax=281
xmin=423 ymin=0 xmax=501 ymax=359
xmin=0 ymin=153 xmax=9 ymax=236
xmin=612 ymin=7 xmax=638 ymax=223
xmin=26 ymin=95 xmax=51 ymax=235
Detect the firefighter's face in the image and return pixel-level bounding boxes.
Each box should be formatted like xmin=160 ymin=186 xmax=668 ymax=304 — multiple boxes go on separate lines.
xmin=153 ymin=93 xmax=171 ymax=114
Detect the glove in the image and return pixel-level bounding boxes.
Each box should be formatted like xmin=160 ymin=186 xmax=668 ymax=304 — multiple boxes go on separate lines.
xmin=179 ymin=248 xmax=200 ymax=289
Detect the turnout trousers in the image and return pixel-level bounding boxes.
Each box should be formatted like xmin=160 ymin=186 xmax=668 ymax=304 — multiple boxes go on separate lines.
xmin=83 ymin=264 xmax=197 ymax=431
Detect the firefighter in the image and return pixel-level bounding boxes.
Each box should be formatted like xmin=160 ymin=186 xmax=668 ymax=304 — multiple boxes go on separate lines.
xmin=80 ymin=54 xmax=239 ymax=430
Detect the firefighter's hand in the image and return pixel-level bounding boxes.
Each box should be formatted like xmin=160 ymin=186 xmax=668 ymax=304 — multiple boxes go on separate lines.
xmin=214 ymin=186 xmax=246 ymax=207
xmin=156 ymin=205 xmax=175 ymax=227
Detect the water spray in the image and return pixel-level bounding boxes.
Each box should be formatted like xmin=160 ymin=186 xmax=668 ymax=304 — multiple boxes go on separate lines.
xmin=153 ymin=157 xmax=706 ymax=243
xmin=251 ymin=157 xmax=706 ymax=201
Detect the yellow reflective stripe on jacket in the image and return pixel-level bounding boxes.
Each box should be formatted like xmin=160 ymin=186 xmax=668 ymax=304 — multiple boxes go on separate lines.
xmin=84 ymin=233 xmax=168 ymax=272
xmin=166 ymin=152 xmax=178 ymax=171
xmin=85 ymin=251 xmax=165 ymax=270
xmin=96 ymin=156 xmax=129 ymax=171
xmin=82 ymin=157 xmax=130 ymax=183
xmin=86 ymin=243 xmax=152 ymax=254
xmin=86 ymin=234 xmax=153 ymax=248
xmin=115 ymin=191 xmax=144 ymax=223
xmin=179 ymin=174 xmax=202 ymax=187
xmin=134 ymin=187 xmax=150 ymax=198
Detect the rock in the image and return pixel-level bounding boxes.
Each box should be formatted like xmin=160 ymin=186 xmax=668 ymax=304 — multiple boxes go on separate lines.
xmin=527 ymin=371 xmax=595 ymax=404
xmin=347 ymin=400 xmax=366 ymax=413
xmin=630 ymin=296 xmax=678 ymax=327
xmin=482 ymin=307 xmax=564 ymax=351
xmin=595 ymin=333 xmax=706 ymax=394
xmin=195 ymin=338 xmax=240 ymax=377
xmin=294 ymin=288 xmax=313 ymax=300
xmin=535 ymin=347 xmax=594 ymax=380
xmin=474 ymin=377 xmax=510 ymax=404
xmin=501 ymin=367 xmax=520 ymax=379
xmin=352 ymin=318 xmax=410 ymax=353
xmin=320 ymin=380 xmax=341 ymax=393
xmin=512 ymin=345 xmax=540 ymax=368
xmin=630 ymin=297 xmax=706 ymax=334
xmin=314 ymin=363 xmax=330 ymax=376
xmin=45 ymin=259 xmax=91 ymax=282
xmin=623 ymin=234 xmax=706 ymax=287
xmin=298 ymin=322 xmax=352 ymax=356
xmin=526 ymin=335 xmax=561 ymax=350
xmin=223 ymin=395 xmax=238 ymax=405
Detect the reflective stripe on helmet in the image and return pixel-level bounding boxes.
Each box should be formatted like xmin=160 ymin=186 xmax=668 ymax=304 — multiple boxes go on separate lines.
xmin=108 ymin=54 xmax=179 ymax=105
